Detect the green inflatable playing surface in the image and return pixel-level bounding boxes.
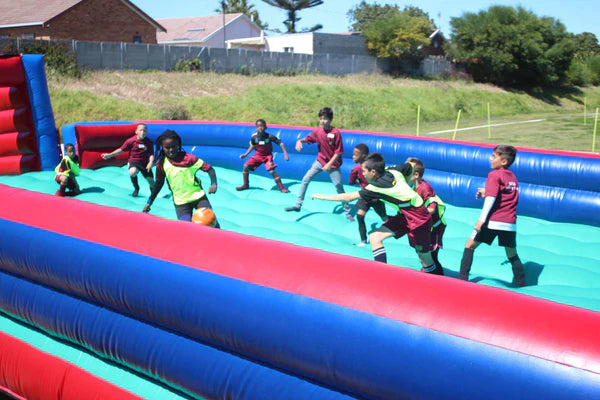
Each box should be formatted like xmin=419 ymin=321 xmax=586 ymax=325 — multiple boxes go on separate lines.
xmin=2 ymin=165 xmax=600 ymax=313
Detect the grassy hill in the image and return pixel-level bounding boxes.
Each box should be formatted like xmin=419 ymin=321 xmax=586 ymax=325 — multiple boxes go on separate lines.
xmin=48 ymin=71 xmax=600 ymax=152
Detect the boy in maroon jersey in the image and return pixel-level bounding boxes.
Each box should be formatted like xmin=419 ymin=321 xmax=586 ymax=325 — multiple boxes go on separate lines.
xmin=313 ymin=152 xmax=442 ymax=275
xmin=407 ymin=157 xmax=446 ymax=272
xmin=349 ymin=143 xmax=387 ymax=246
xmin=236 ymin=119 xmax=290 ymax=193
xmin=285 ymin=107 xmax=353 ymax=222
xmin=459 ymin=145 xmax=526 ymax=287
xmin=102 ymin=123 xmax=155 ymax=197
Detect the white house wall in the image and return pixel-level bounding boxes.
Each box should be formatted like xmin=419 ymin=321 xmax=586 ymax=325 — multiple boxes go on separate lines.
xmin=266 ymin=33 xmax=314 ymax=54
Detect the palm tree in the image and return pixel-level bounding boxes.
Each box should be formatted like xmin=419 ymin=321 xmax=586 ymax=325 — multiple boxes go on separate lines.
xmin=215 ymin=0 xmax=268 ymax=29
xmin=261 ymin=0 xmax=324 ymax=33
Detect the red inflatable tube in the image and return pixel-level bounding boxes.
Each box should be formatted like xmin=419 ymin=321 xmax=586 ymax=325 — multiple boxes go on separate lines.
xmin=76 ymin=123 xmax=138 ymax=169
xmin=0 ymin=131 xmax=37 ymax=157
xmin=0 ymin=86 xmax=28 ymax=112
xmin=0 ymin=57 xmax=25 ymax=87
xmin=2 ymin=184 xmax=600 ymax=377
xmin=0 ymin=107 xmax=33 ymax=135
xmin=0 ymin=331 xmax=141 ymax=400
xmin=0 ymin=154 xmax=39 ymax=174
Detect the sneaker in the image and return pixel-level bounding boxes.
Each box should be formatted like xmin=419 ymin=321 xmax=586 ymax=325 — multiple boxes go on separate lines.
xmin=346 ymin=214 xmax=355 ymax=223
xmin=354 ymin=241 xmax=368 ymax=247
xmin=132 ymin=189 xmax=139 ymax=197
xmin=236 ymin=185 xmax=249 ymax=191
xmin=285 ymin=206 xmax=301 ymax=212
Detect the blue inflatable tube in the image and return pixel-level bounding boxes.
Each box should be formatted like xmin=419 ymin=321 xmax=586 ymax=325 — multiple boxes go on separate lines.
xmin=20 ymin=54 xmax=59 ymax=170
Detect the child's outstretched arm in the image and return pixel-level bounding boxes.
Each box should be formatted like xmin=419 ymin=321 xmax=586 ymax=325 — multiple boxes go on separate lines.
xmin=312 ymin=192 xmax=360 ymax=202
xmin=239 ymin=144 xmax=254 ymax=159
xmin=101 ymin=148 xmax=124 ymax=160
xmin=279 ymin=142 xmax=290 ymax=161
xmin=205 ymin=166 xmax=218 ymax=194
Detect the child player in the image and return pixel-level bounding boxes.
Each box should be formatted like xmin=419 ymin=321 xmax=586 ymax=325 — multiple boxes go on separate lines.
xmin=313 ymin=152 xmax=443 ymax=275
xmin=236 ymin=119 xmax=290 ymax=192
xmin=142 ymin=129 xmax=220 ymax=228
xmin=54 ymin=143 xmax=81 ymax=197
xmin=349 ymin=144 xmax=387 ymax=246
xmin=101 ymin=123 xmax=155 ymax=197
xmin=406 ymin=157 xmax=446 ymax=272
xmin=285 ymin=107 xmax=353 ymax=222
xmin=459 ymin=145 xmax=525 ymax=287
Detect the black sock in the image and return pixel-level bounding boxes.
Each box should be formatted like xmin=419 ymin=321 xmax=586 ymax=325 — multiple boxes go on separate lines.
xmin=459 ymin=248 xmax=474 ymax=280
xmin=131 ymin=176 xmax=139 ymax=190
xmin=373 ymin=247 xmax=387 ymax=263
xmin=357 ymin=214 xmax=367 ymax=242
xmin=509 ymin=255 xmax=526 ymax=286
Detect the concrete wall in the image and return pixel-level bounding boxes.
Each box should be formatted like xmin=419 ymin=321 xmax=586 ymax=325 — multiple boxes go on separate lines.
xmin=0 ymin=0 xmax=158 ymax=44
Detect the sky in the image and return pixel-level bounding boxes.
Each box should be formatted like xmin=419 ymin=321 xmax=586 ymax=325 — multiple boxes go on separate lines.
xmin=133 ymin=0 xmax=599 ymax=39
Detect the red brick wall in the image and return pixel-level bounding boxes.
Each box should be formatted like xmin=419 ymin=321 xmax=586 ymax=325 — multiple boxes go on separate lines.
xmin=0 ymin=0 xmax=158 ymax=44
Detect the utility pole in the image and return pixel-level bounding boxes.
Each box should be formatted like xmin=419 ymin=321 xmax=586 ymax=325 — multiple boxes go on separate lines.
xmin=221 ymin=0 xmax=226 ymax=48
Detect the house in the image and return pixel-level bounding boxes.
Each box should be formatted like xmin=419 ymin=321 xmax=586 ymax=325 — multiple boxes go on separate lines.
xmin=157 ymin=14 xmax=262 ymax=48
xmin=0 ymin=0 xmax=165 ymax=44
xmin=227 ymin=32 xmax=370 ymax=56
xmin=422 ymin=29 xmax=446 ymax=57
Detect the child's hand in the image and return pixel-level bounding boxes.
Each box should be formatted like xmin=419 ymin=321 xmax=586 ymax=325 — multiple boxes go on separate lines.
xmin=142 ymin=204 xmax=151 ymax=213
xmin=474 ymin=220 xmax=484 ymax=231
xmin=146 ymin=162 xmax=153 ymax=172
xmin=284 ymin=154 xmax=290 ymax=161
xmin=208 ymin=184 xmax=217 ymax=194
xmin=295 ymin=140 xmax=303 ymax=151
xmin=476 ymin=188 xmax=485 ymax=199
xmin=239 ymin=153 xmax=246 ymax=159
xmin=101 ymin=153 xmax=110 ymax=160
xmin=312 ymin=193 xmax=322 ymax=200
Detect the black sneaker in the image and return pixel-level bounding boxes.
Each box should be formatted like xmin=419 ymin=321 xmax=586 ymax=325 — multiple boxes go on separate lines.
xmin=285 ymin=206 xmax=301 ymax=212
xmin=132 ymin=189 xmax=139 ymax=197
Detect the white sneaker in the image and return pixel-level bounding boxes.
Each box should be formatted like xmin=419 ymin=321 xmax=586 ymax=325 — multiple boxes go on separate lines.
xmin=354 ymin=241 xmax=368 ymax=247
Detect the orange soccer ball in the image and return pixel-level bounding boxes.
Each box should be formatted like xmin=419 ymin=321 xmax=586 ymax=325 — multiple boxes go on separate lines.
xmin=192 ymin=207 xmax=217 ymax=227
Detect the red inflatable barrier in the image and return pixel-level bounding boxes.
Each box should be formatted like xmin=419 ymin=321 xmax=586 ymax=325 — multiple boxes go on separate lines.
xmin=0 ymin=107 xmax=33 ymax=135
xmin=0 ymin=154 xmax=39 ymax=174
xmin=0 ymin=331 xmax=141 ymax=400
xmin=0 ymin=56 xmax=25 ymax=86
xmin=0 ymin=86 xmax=28 ymax=111
xmin=75 ymin=123 xmax=138 ymax=169
xmin=0 ymin=131 xmax=37 ymax=157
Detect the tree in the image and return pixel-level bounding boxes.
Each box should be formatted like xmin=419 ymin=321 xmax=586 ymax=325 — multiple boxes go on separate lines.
xmin=446 ymin=6 xmax=576 ymax=87
xmin=261 ymin=0 xmax=324 ymax=33
xmin=215 ymin=0 xmax=268 ymax=30
xmin=357 ymin=6 xmax=433 ymax=60
xmin=346 ymin=1 xmax=401 ymax=32
xmin=571 ymin=32 xmax=600 ymax=61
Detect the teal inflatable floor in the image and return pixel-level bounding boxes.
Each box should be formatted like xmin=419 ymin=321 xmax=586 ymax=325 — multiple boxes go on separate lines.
xmin=1 ymin=165 xmax=600 ymax=398
xmin=2 ymin=165 xmax=599 ymax=312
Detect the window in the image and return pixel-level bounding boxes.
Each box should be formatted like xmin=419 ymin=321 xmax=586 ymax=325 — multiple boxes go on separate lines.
xmin=133 ymin=35 xmax=142 ymax=43
xmin=284 ymin=47 xmax=294 ymax=53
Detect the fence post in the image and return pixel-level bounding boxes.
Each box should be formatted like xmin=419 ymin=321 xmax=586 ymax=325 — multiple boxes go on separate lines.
xmin=584 ymin=97 xmax=587 ymax=125
xmin=487 ymin=102 xmax=491 ymax=139
xmin=452 ymin=109 xmax=462 ymax=140
xmin=416 ymin=105 xmax=421 ymax=136
xmin=593 ymin=107 xmax=599 ymax=153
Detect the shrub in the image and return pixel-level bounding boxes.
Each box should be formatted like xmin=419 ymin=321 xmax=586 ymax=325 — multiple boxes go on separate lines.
xmin=2 ymin=39 xmax=81 ymax=78
xmin=159 ymin=104 xmax=191 ymax=120
xmin=174 ymin=58 xmax=203 ymax=72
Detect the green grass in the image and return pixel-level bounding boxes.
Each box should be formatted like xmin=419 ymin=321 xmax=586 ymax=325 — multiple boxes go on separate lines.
xmin=47 ymin=71 xmax=600 ymax=152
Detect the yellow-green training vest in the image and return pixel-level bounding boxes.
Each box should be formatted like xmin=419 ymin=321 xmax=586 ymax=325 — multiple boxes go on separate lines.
xmin=163 ymin=157 xmax=205 ymax=205
xmin=365 ymin=169 xmax=424 ymax=214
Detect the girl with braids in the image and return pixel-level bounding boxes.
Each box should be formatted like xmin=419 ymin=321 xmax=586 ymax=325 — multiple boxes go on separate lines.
xmin=142 ymin=129 xmax=220 ymax=228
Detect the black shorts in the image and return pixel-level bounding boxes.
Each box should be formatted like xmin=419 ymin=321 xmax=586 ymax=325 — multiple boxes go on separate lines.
xmin=356 ymin=198 xmax=386 ymax=216
xmin=175 ymin=196 xmax=214 ymax=221
xmin=129 ymin=162 xmax=154 ymax=178
xmin=472 ymin=225 xmax=516 ymax=247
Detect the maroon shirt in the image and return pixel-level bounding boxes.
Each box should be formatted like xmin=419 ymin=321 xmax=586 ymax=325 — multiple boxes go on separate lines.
xmin=349 ymin=163 xmax=368 ymax=188
xmin=250 ymin=131 xmax=281 ymax=157
xmin=415 ymin=180 xmax=441 ymax=227
xmin=303 ymin=126 xmax=343 ymax=169
xmin=486 ymin=168 xmax=519 ymax=224
xmin=120 ymin=136 xmax=153 ymax=164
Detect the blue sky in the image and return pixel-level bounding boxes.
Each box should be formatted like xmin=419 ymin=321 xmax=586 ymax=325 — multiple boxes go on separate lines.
xmin=134 ymin=0 xmax=599 ymax=39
